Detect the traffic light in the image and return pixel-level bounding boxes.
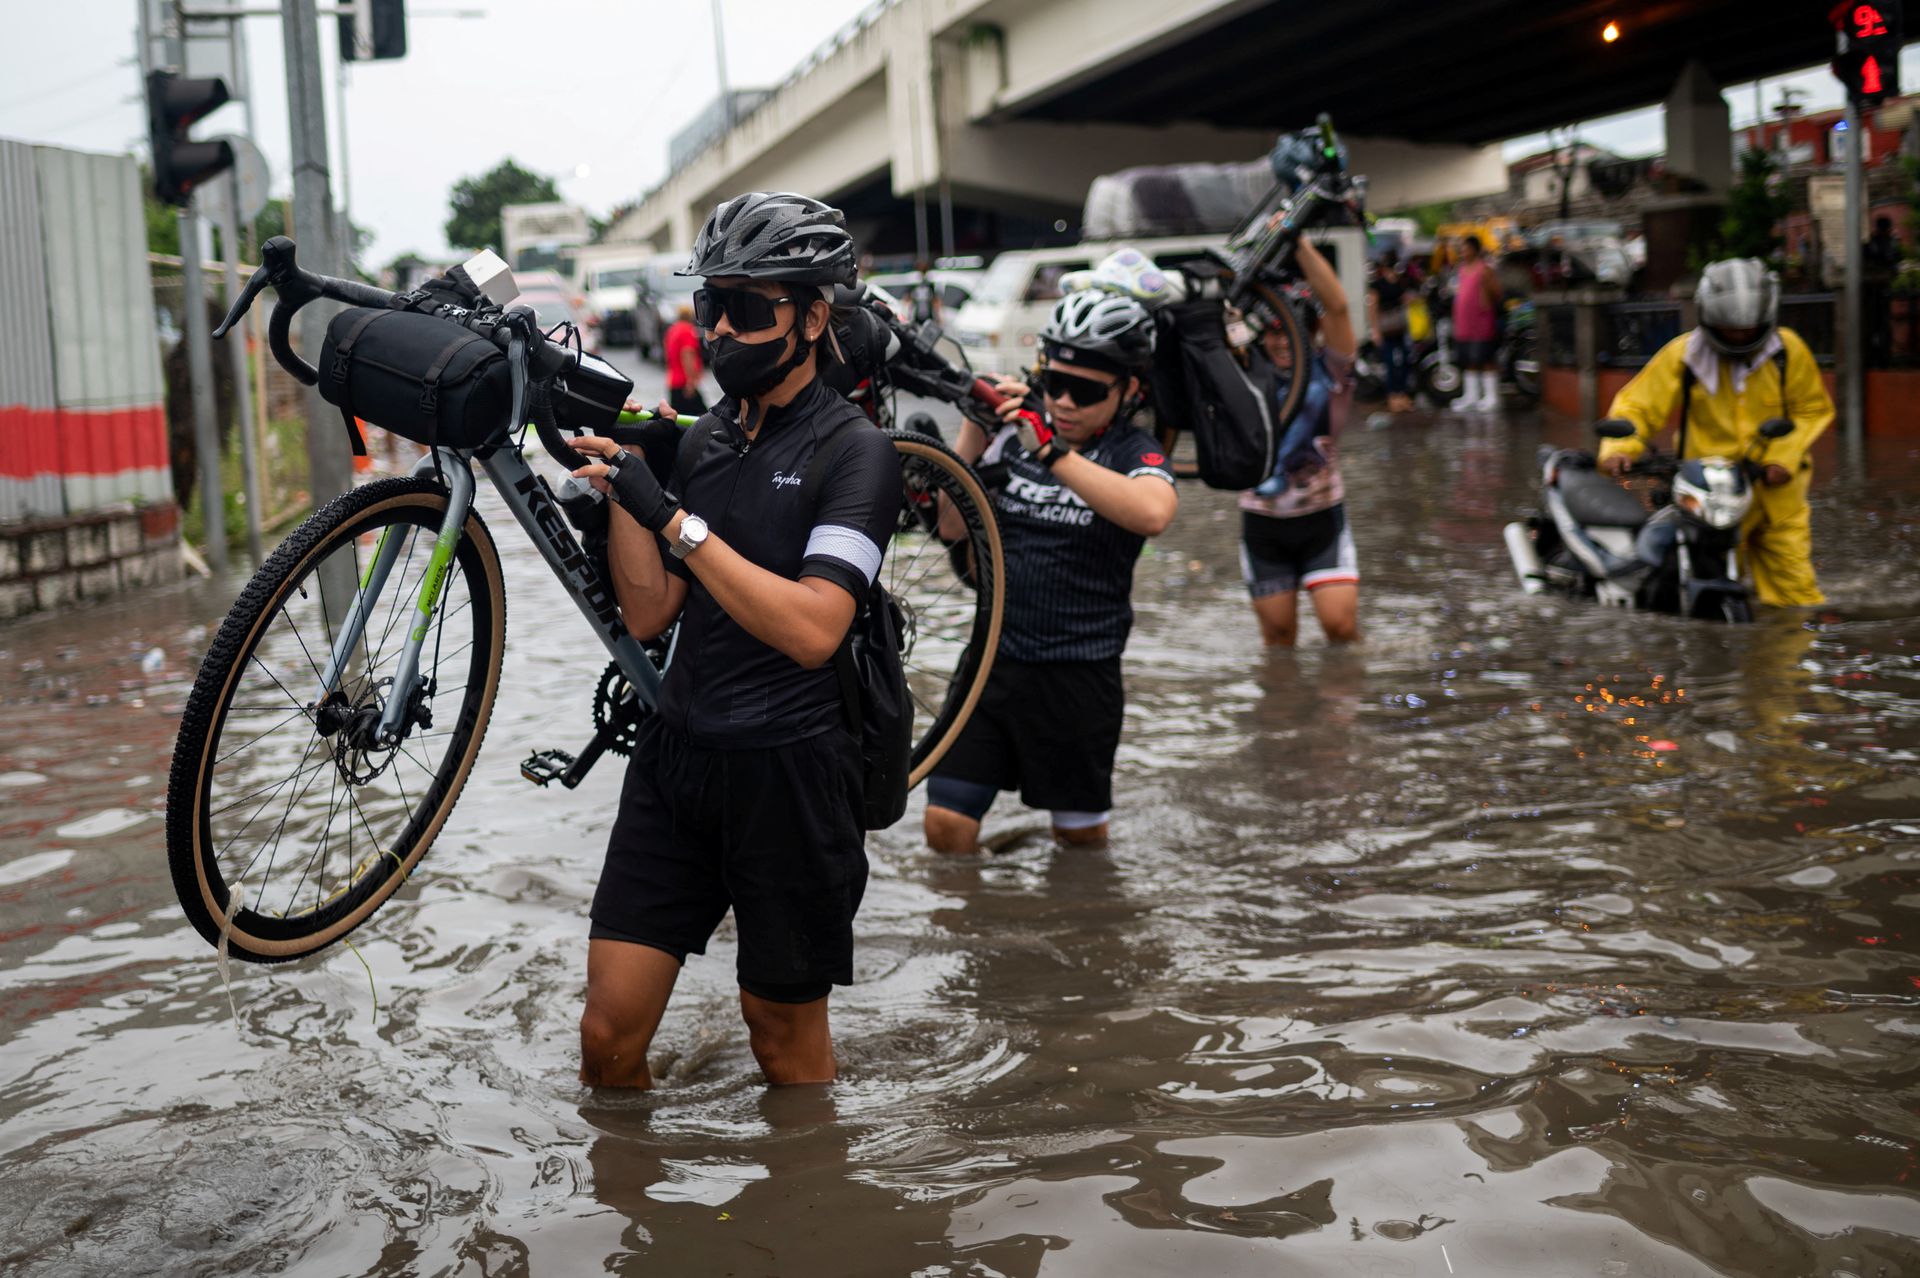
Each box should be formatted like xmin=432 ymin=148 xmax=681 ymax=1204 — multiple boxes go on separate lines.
xmin=339 ymin=0 xmax=407 ymax=62
xmin=145 ymin=70 xmax=235 ymax=207
xmin=1831 ymin=1 xmax=1903 ymax=108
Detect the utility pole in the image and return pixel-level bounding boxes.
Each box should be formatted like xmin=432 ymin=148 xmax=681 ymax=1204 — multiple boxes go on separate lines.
xmin=181 ymin=207 xmax=230 ymax=574
xmin=1843 ymin=102 xmax=1865 ymax=454
xmin=220 ymin=167 xmax=264 ymax=562
xmin=711 ymin=0 xmax=733 ymax=131
xmin=281 ymin=0 xmax=353 ymax=508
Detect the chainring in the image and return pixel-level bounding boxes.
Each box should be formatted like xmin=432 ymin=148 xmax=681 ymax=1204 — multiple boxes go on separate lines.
xmin=592 ymin=661 xmax=649 ymax=757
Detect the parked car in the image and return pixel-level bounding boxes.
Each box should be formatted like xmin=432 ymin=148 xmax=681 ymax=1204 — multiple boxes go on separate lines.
xmin=638 ymin=251 xmax=702 ymax=363
xmin=948 ymin=230 xmax=1369 ymax=376
xmin=512 ymin=272 xmax=598 ymax=353
xmin=1522 ymin=219 xmax=1633 ymax=288
xmin=864 ymin=269 xmax=981 ymax=323
xmin=580 ymin=258 xmax=659 ymax=356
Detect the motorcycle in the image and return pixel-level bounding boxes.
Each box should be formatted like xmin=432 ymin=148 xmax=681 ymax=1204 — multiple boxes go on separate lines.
xmin=1503 ymin=416 xmax=1795 ymax=623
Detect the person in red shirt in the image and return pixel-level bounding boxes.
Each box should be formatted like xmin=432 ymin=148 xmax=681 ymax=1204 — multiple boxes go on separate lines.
xmin=663 ymin=303 xmax=707 ymax=416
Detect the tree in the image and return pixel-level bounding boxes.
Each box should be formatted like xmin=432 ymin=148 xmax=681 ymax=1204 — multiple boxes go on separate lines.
xmin=1716 ymin=148 xmax=1789 ymax=262
xmin=444 ymin=158 xmax=559 ymax=252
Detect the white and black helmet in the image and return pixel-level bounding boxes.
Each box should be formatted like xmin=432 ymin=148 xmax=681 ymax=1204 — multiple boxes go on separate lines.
xmin=682 ymin=191 xmax=859 ymax=288
xmin=1695 ymin=258 xmax=1779 ymax=358
xmin=1041 ymin=289 xmax=1156 ymax=371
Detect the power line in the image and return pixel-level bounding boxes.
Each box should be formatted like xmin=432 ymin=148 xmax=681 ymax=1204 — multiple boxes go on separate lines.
xmin=0 ymin=62 xmax=133 ymax=116
xmin=15 ymin=97 xmax=143 ymax=141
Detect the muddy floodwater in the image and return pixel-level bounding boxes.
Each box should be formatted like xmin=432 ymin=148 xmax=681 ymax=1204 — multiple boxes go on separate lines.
xmin=2 ymin=409 xmax=1918 ymax=1277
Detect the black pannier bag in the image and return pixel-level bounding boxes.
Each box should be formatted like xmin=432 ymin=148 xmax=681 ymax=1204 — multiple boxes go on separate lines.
xmin=802 ymin=413 xmax=912 ymax=830
xmin=1152 ymin=299 xmax=1278 ymax=491
xmin=835 ymin=579 xmax=912 ymax=830
xmin=318 ymin=307 xmax=513 ymax=453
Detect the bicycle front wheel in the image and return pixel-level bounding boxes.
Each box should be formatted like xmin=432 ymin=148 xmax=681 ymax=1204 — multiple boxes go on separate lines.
xmin=166 ymin=477 xmax=507 ymax=964
xmin=884 ymin=430 xmax=1004 ymax=784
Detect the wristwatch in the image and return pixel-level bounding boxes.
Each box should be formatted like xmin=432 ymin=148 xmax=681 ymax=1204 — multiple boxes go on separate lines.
xmin=669 ymin=513 xmax=709 ymax=560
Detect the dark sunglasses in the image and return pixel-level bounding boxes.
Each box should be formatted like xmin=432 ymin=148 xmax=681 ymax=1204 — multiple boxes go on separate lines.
xmin=691 ymin=286 xmax=793 ymax=333
xmin=1040 ymin=367 xmax=1118 ymax=405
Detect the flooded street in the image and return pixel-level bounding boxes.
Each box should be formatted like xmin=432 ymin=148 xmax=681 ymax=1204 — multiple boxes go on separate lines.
xmin=3 ymin=407 xmax=1919 ymax=1277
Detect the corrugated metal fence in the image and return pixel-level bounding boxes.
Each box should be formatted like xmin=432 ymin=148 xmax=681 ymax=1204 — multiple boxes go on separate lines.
xmin=0 ymin=140 xmax=61 ymax=522
xmin=0 ymin=139 xmax=169 ymax=525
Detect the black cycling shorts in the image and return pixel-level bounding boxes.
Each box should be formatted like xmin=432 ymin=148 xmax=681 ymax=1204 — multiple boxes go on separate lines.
xmin=590 ymin=717 xmax=867 ymax=1003
xmin=928 ymin=656 xmax=1124 ymax=816
xmin=1240 ymin=504 xmax=1358 ymax=598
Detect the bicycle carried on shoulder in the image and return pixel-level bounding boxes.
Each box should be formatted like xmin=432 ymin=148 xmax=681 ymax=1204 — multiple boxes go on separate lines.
xmin=1151 ymin=114 xmax=1370 ymax=446
xmin=165 ymin=238 xmax=1003 ymax=964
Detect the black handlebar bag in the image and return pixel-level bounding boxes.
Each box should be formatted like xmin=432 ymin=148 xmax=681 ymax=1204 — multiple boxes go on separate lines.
xmin=1151 ymin=299 xmax=1278 ymax=491
xmin=318 ymin=307 xmax=513 ymax=453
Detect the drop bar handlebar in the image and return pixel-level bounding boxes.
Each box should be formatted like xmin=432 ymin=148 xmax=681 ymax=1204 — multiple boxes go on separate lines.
xmin=213 ymin=236 xmax=397 ymax=386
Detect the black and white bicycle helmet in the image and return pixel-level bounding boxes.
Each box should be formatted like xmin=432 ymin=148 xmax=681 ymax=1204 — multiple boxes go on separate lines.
xmin=681 ymin=191 xmax=859 ymax=289
xmin=1695 ymin=258 xmax=1779 ymax=358
xmin=1040 ymin=289 xmax=1156 ymax=371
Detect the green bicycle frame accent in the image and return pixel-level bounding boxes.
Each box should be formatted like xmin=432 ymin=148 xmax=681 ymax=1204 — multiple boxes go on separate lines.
xmin=410 ymin=520 xmax=462 ymax=643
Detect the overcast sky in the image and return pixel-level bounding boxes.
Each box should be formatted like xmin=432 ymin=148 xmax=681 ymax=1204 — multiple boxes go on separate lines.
xmin=4 ymin=6 xmax=1917 ymax=266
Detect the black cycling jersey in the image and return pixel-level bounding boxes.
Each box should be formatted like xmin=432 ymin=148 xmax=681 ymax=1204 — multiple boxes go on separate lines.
xmin=979 ymin=421 xmax=1174 ymax=663
xmin=657 ymin=375 xmax=900 ymax=748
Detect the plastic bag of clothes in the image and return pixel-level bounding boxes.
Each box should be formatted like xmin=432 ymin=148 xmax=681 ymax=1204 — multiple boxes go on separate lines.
xmin=1082 ymin=161 xmax=1271 ymax=240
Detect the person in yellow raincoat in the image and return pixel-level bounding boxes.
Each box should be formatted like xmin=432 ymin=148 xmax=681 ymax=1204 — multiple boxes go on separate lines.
xmin=1599 ymin=258 xmax=1832 ymax=606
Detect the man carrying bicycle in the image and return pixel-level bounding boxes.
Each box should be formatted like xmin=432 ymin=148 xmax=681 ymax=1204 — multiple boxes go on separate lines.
xmin=565 ymin=192 xmax=900 ymax=1088
xmin=923 ymin=290 xmax=1178 ymax=855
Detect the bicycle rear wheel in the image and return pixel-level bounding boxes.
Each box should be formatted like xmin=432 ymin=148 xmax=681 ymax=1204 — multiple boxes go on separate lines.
xmin=166 ymin=477 xmax=506 ymax=964
xmin=1156 ymin=275 xmax=1310 ymax=467
xmin=884 ymin=430 xmax=1004 ymax=784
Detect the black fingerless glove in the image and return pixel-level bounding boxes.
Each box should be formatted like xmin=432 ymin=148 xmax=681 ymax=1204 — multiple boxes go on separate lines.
xmin=605 ymin=450 xmax=680 ymax=533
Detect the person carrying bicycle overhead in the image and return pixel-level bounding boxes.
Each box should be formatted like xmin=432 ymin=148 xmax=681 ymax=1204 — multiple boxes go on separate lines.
xmin=1239 ymin=236 xmax=1361 ymax=647
xmin=923 ymin=290 xmax=1178 ymax=855
xmin=1597 ymin=257 xmax=1832 ymax=607
xmin=564 ymin=192 xmax=901 ymax=1088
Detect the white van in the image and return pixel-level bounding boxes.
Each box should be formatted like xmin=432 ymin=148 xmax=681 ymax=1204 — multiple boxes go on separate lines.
xmin=947 ymin=229 xmax=1370 ymax=376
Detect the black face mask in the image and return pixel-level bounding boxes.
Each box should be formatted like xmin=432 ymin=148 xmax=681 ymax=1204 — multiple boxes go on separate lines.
xmin=709 ymin=313 xmax=814 ymax=401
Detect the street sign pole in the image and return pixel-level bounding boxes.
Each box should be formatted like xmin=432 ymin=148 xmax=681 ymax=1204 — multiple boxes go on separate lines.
xmin=281 ymin=0 xmax=353 ymax=510
xmin=180 ymin=205 xmax=230 ymax=574
xmin=1844 ymin=102 xmax=1864 ymax=457
xmin=220 ymin=169 xmax=264 ymax=562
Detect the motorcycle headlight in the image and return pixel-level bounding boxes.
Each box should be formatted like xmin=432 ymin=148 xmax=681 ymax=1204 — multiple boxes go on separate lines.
xmin=1700 ymin=491 xmax=1750 ymax=529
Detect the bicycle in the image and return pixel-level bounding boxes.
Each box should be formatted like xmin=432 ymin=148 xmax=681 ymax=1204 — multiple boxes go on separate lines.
xmin=1166 ymin=115 xmax=1370 ymax=434
xmin=165 ymin=237 xmax=1004 ymax=964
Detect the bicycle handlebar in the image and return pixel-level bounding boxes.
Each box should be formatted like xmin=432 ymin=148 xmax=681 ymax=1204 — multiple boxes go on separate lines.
xmin=214 ymin=236 xmax=397 ymax=385
xmin=857 ymin=297 xmax=1012 ymax=422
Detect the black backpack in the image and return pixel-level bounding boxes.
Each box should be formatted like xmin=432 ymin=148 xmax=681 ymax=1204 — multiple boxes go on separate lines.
xmin=1152 ymin=299 xmax=1278 ymax=490
xmin=673 ymin=410 xmax=911 ymax=829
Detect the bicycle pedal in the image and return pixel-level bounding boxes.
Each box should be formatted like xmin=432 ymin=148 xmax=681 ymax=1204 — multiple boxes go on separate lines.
xmin=520 ymin=749 xmax=575 ymax=787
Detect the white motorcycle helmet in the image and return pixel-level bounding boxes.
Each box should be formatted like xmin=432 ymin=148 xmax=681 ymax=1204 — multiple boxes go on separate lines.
xmin=1671 ymin=456 xmax=1752 ymax=529
xmin=1695 ymin=258 xmax=1779 ymax=359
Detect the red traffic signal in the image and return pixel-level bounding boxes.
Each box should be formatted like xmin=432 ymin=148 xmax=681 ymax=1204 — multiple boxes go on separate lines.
xmin=146 ymin=70 xmax=235 ymax=206
xmin=1831 ymin=2 xmax=1904 ymax=107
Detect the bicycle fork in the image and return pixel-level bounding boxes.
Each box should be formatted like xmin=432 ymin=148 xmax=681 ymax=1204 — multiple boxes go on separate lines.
xmin=317 ymin=451 xmax=474 ymax=746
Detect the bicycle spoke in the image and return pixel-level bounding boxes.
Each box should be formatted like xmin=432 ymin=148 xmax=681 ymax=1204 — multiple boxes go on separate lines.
xmin=215 ymin=703 xmax=318 ymax=767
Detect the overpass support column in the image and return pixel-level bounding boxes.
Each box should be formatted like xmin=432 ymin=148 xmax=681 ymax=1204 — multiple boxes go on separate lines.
xmin=1664 ymin=59 xmax=1731 ymax=194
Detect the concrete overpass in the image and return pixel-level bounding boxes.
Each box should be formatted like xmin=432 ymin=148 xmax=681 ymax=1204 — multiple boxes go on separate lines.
xmin=607 ymin=0 xmax=1839 ymax=257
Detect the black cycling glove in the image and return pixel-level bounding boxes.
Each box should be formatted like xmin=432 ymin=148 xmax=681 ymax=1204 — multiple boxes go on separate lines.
xmin=605 ymin=450 xmax=680 ymax=533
